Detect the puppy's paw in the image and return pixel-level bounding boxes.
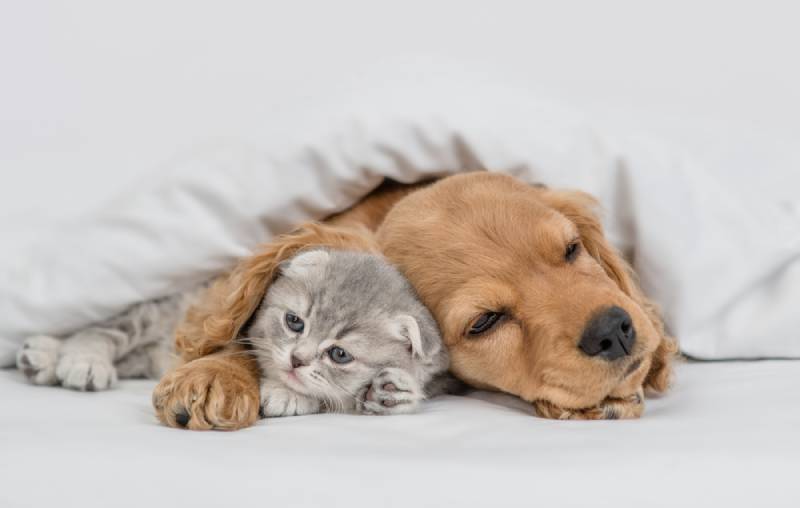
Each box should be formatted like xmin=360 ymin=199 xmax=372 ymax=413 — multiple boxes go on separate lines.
xmin=152 ymin=357 xmax=260 ymax=431
xmin=56 ymin=354 xmax=118 ymax=391
xmin=259 ymin=382 xmax=320 ymax=417
xmin=17 ymin=335 xmax=60 ymax=386
xmin=535 ymin=389 xmax=645 ymax=420
xmin=358 ymin=367 xmax=424 ymax=415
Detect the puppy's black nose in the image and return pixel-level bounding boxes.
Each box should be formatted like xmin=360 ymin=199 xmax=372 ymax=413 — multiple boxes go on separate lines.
xmin=290 ymin=354 xmax=305 ymax=369
xmin=175 ymin=411 xmax=190 ymax=428
xmin=578 ymin=306 xmax=636 ymax=361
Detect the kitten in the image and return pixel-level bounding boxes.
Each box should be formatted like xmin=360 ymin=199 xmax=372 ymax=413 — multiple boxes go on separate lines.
xmin=16 ymin=286 xmax=206 ymax=391
xmin=15 ymin=249 xmax=453 ymax=417
xmin=246 ymin=249 xmax=451 ymax=416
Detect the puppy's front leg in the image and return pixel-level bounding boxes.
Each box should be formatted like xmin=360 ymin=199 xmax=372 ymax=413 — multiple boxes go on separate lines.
xmin=533 ymin=389 xmax=645 ymax=420
xmin=152 ymin=349 xmax=261 ymax=430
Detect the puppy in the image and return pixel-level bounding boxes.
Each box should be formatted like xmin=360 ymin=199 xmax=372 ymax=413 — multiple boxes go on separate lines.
xmin=374 ymin=173 xmax=677 ymax=419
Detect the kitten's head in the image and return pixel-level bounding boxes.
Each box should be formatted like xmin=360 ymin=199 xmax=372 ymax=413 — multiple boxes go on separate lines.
xmin=246 ymin=249 xmax=446 ymax=411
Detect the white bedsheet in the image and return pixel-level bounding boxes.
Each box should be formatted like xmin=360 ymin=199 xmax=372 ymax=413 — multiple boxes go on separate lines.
xmin=1 ymin=360 xmax=798 ymax=508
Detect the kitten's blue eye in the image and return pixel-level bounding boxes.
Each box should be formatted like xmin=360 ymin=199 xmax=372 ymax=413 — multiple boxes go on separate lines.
xmin=285 ymin=313 xmax=304 ymax=333
xmin=327 ymin=346 xmax=353 ymax=364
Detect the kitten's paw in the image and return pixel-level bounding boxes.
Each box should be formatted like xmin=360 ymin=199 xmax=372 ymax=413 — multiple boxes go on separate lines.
xmin=260 ymin=383 xmax=320 ymax=417
xmin=56 ymin=354 xmax=118 ymax=391
xmin=359 ymin=368 xmax=424 ymax=415
xmin=152 ymin=357 xmax=260 ymax=431
xmin=16 ymin=335 xmax=60 ymax=385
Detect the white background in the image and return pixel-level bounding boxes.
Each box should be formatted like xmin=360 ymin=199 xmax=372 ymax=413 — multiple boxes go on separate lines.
xmin=1 ymin=0 xmax=799 ymax=225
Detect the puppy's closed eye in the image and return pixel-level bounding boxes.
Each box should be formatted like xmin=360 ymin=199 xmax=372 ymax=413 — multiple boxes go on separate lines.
xmin=468 ymin=312 xmax=504 ymax=336
xmin=565 ymin=239 xmax=581 ymax=263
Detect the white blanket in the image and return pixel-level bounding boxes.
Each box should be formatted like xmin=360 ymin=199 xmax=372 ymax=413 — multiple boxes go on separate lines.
xmin=1 ymin=87 xmax=799 ymax=362
xmin=1 ymin=360 xmax=797 ymax=508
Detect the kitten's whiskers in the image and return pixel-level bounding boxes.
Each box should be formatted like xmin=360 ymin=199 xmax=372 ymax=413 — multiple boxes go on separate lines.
xmin=309 ymin=371 xmax=363 ymax=412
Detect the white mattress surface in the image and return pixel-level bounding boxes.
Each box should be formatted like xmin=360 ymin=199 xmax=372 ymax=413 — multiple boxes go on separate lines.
xmin=1 ymin=360 xmax=798 ymax=508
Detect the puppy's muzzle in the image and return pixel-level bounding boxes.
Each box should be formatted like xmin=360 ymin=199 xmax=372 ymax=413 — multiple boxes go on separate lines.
xmin=578 ymin=306 xmax=636 ymax=361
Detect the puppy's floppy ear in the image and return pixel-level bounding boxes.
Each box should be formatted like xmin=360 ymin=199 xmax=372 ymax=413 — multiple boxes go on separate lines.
xmin=538 ymin=188 xmax=678 ymax=393
xmin=176 ymin=222 xmax=380 ymax=361
xmin=641 ymin=301 xmax=679 ymax=394
xmin=539 ymin=189 xmax=634 ymax=294
xmin=389 ymin=315 xmax=426 ymax=360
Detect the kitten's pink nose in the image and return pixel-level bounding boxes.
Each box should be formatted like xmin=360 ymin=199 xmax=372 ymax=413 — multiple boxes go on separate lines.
xmin=291 ymin=354 xmax=307 ymax=369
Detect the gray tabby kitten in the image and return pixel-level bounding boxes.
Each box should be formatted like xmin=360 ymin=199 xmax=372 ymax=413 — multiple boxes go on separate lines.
xmin=248 ymin=249 xmax=450 ymax=416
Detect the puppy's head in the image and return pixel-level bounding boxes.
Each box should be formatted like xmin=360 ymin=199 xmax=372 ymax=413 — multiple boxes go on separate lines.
xmin=377 ymin=173 xmax=677 ymax=411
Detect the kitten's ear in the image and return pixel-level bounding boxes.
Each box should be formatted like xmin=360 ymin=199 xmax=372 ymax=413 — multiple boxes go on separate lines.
xmin=279 ymin=249 xmax=330 ymax=280
xmin=389 ymin=315 xmax=426 ymax=359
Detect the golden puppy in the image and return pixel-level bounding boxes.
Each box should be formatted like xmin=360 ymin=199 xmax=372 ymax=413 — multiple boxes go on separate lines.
xmin=153 ymin=173 xmax=676 ymax=429
xmin=374 ymin=173 xmax=677 ymax=419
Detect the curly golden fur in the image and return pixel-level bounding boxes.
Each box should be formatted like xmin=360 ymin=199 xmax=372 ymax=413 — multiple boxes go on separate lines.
xmin=153 ymin=173 xmax=677 ymax=429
